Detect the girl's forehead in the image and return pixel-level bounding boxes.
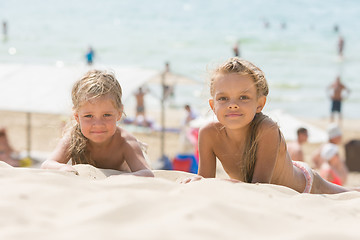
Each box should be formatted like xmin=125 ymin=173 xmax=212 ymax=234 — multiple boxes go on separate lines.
xmin=214 ymin=72 xmax=251 ymax=81
xmin=213 ymin=73 xmax=255 ymax=91
xmin=78 ymin=95 xmax=118 ymax=109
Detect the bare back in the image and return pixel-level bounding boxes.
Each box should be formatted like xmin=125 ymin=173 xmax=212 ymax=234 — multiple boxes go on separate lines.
xmin=198 ymin=118 xmax=307 ymax=193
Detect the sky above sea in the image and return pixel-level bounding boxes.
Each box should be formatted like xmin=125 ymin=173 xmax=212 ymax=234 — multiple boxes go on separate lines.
xmin=1 ymin=0 xmax=359 ymax=118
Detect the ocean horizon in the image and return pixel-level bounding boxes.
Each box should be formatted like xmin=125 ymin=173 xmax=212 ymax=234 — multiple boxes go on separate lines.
xmin=1 ymin=0 xmax=359 ymax=119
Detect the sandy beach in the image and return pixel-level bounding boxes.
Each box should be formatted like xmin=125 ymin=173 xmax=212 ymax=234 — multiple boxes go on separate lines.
xmin=2 ymin=1 xmax=360 ymax=239
xmin=1 ymin=162 xmax=360 ymax=239
xmin=1 ymin=109 xmax=360 ymax=239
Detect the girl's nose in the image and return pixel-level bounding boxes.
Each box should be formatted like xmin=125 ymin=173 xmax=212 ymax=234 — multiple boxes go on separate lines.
xmin=228 ymin=101 xmax=239 ymax=109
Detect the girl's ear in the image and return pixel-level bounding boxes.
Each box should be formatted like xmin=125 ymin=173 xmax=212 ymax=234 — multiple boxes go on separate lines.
xmin=209 ymin=99 xmax=215 ymax=111
xmin=256 ymin=96 xmax=266 ymax=113
xmin=74 ymin=112 xmax=80 ymax=123
xmin=116 ymin=105 xmax=124 ymax=121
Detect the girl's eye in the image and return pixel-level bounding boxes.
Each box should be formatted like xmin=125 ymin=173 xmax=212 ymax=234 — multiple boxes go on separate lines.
xmin=218 ymin=97 xmax=227 ymax=101
xmin=240 ymin=96 xmax=249 ymax=100
xmin=104 ymin=114 xmax=112 ymax=117
xmin=84 ymin=114 xmax=92 ymax=118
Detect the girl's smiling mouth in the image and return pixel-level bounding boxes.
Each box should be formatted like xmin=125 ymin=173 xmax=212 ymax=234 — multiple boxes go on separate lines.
xmin=225 ymin=113 xmax=243 ymax=117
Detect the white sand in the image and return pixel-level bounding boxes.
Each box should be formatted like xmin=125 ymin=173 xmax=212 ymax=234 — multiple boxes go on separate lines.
xmin=1 ymin=162 xmax=360 ymax=240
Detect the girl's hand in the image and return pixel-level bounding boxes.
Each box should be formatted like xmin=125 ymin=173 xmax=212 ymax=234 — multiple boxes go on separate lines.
xmin=222 ymin=178 xmax=241 ymax=183
xmin=180 ymin=175 xmax=203 ymax=184
xmin=59 ymin=165 xmax=79 ymax=175
xmin=181 ymin=176 xmax=241 ymax=184
xmin=130 ymin=169 xmax=154 ymax=177
xmin=41 ymin=159 xmax=78 ymax=175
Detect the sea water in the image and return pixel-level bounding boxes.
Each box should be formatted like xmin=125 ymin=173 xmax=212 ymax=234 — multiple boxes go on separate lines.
xmin=0 ymin=0 xmax=359 ymax=119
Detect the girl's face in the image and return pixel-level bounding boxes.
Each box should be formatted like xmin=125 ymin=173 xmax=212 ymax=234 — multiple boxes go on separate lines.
xmin=74 ymin=96 xmax=122 ymax=144
xmin=209 ymin=73 xmax=266 ymax=130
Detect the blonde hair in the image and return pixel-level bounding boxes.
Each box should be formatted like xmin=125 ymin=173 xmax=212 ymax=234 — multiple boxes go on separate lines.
xmin=210 ymin=57 xmax=271 ymax=182
xmin=68 ymin=70 xmax=123 ymax=166
xmin=210 ymin=57 xmax=269 ymax=98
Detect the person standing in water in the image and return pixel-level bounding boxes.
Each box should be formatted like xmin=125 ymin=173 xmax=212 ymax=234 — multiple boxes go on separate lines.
xmin=337 ymin=35 xmax=345 ymax=59
xmin=327 ymin=75 xmax=350 ymax=124
xmin=85 ymin=46 xmax=95 ymax=65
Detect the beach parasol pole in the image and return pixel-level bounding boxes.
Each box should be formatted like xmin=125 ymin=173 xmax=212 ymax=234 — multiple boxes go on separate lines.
xmin=26 ymin=112 xmax=31 ymax=158
xmin=160 ymin=77 xmax=165 ymax=157
xmin=160 ymin=62 xmax=171 ymax=158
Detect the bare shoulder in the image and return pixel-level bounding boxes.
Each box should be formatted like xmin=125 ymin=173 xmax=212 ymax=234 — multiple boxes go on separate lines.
xmin=256 ymin=115 xmax=283 ymax=147
xmin=117 ymin=126 xmax=136 ymax=139
xmin=258 ymin=115 xmax=280 ymax=135
xmin=199 ymin=121 xmax=223 ymax=135
xmin=115 ymin=127 xmax=141 ymax=148
xmin=260 ymin=116 xmax=288 ymax=155
xmin=198 ymin=122 xmax=226 ymax=152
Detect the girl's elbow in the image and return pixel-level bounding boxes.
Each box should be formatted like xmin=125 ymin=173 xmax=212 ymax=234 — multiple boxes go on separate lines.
xmin=144 ymin=169 xmax=154 ymax=177
xmin=40 ymin=160 xmax=50 ymax=169
xmin=41 ymin=159 xmax=61 ymax=170
xmin=251 ymin=177 xmax=271 ymax=184
xmin=137 ymin=169 xmax=154 ymax=177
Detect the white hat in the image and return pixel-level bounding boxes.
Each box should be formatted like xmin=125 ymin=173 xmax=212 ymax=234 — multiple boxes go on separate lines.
xmin=320 ymin=143 xmax=338 ymax=161
xmin=327 ymin=123 xmax=342 ymax=139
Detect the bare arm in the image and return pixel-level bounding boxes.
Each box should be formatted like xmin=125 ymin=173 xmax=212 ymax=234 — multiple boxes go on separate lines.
xmin=123 ymin=138 xmax=154 ymax=177
xmin=198 ymin=124 xmax=217 ymax=178
xmin=181 ymin=124 xmax=217 ymax=184
xmin=251 ymin=121 xmax=280 ymax=184
xmin=41 ymin=136 xmax=78 ymax=174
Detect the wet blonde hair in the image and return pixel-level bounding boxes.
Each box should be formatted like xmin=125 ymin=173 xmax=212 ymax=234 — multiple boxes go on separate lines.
xmin=210 ymin=57 xmax=271 ymax=182
xmin=68 ymin=69 xmax=123 ymax=166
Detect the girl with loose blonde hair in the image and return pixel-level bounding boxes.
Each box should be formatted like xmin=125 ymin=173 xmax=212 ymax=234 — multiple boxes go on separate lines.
xmin=41 ymin=70 xmax=153 ymax=177
xmin=185 ymin=57 xmax=354 ymax=194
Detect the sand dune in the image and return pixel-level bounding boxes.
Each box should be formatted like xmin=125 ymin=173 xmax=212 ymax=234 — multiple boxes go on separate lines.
xmin=1 ymin=162 xmax=360 ymax=240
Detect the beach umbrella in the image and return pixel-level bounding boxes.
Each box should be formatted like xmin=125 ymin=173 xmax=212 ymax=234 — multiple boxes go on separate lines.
xmin=146 ymin=63 xmax=200 ymax=160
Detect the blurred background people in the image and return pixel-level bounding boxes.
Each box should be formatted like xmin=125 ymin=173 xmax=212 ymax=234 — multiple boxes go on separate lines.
xmin=312 ymin=123 xmax=348 ymax=185
xmin=85 ymin=46 xmax=95 ymax=65
xmin=232 ymin=41 xmax=240 ymax=57
xmin=0 ymin=128 xmax=19 ymax=167
xmin=134 ymin=86 xmax=150 ymax=127
xmin=183 ymin=104 xmax=198 ymax=127
xmin=337 ymin=35 xmax=345 ymax=58
xmin=287 ymin=127 xmax=308 ymax=162
xmin=2 ymin=20 xmax=7 ymax=41
xmin=179 ymin=104 xmax=199 ymax=154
